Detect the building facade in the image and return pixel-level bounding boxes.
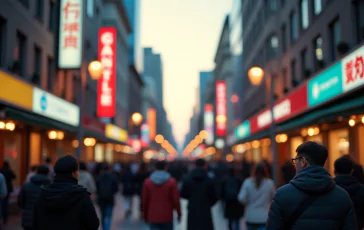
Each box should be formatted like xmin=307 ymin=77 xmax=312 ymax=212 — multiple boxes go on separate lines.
xmin=143 ymin=47 xmax=163 ymax=107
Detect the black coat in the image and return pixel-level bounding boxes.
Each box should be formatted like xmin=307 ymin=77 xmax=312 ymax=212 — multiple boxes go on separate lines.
xmin=180 ymin=169 xmax=218 ymax=230
xmin=334 ymin=175 xmax=364 ymax=230
xmin=220 ymin=177 xmax=244 ymax=219
xmin=0 ymin=168 xmax=16 ymax=194
xmin=33 ymin=175 xmax=99 ymax=230
xmin=267 ymin=166 xmax=357 ymax=230
xmin=96 ymin=172 xmax=118 ymax=206
xmin=18 ymin=174 xmax=51 ymax=229
xmin=121 ymin=171 xmax=136 ymax=196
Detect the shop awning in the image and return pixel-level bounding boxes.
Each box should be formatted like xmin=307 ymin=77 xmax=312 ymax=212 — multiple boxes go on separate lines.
xmin=83 ymin=129 xmax=126 ymax=145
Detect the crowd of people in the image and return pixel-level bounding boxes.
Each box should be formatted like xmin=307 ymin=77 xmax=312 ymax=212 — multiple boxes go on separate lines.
xmin=0 ymin=141 xmax=363 ymax=230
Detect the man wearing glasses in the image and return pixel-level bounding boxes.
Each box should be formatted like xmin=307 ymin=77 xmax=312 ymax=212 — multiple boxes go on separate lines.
xmin=266 ymin=141 xmax=356 ymax=230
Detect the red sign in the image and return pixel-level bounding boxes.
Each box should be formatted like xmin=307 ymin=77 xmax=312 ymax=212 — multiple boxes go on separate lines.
xmin=250 ymin=84 xmax=308 ymax=134
xmin=82 ymin=115 xmax=105 ymax=134
xmin=342 ymin=45 xmax=364 ymax=92
xmin=97 ymin=27 xmax=117 ymax=118
xmin=216 ymin=81 xmax=227 ymax=136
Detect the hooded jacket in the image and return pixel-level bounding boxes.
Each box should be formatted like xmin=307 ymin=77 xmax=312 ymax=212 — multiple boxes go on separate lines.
xmin=334 ymin=175 xmax=364 ymax=230
xmin=33 ymin=175 xmax=99 ymax=230
xmin=266 ymin=166 xmax=357 ymax=230
xmin=142 ymin=170 xmax=181 ymax=223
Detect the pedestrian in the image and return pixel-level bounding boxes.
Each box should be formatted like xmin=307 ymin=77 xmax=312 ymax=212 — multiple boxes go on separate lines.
xmin=221 ymin=167 xmax=244 ymax=230
xmin=121 ymin=164 xmax=136 ymax=218
xmin=96 ymin=163 xmax=118 ymax=230
xmin=238 ymin=163 xmax=275 ymax=230
xmin=0 ymin=161 xmax=16 ymax=226
xmin=18 ymin=165 xmax=51 ymax=230
xmin=142 ymin=160 xmax=181 ymax=230
xmin=180 ymin=159 xmax=218 ymax=230
xmin=44 ymin=157 xmax=54 ymax=177
xmin=135 ymin=162 xmax=150 ymax=212
xmin=281 ymin=159 xmax=295 ymax=184
xmin=78 ymin=162 xmax=96 ymax=194
xmin=25 ymin=165 xmax=38 ymax=183
xmin=266 ymin=141 xmax=357 ymax=230
xmin=334 ymin=156 xmax=364 ymax=230
xmin=342 ymin=155 xmax=364 ymax=184
xmin=33 ymin=155 xmax=99 ymax=230
xmin=0 ymin=173 xmax=7 ymax=230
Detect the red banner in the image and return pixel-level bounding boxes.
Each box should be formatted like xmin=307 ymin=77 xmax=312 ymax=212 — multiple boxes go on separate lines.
xmin=250 ymin=84 xmax=308 ymax=134
xmin=216 ymin=80 xmax=227 ymax=136
xmin=97 ymin=27 xmax=116 ymax=117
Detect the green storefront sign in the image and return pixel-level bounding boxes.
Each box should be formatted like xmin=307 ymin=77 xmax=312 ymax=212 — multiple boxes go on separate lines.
xmin=308 ymin=62 xmax=343 ymax=107
xmin=235 ymin=120 xmax=250 ymax=140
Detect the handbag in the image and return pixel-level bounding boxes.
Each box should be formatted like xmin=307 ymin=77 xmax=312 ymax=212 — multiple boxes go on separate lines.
xmin=285 ymin=194 xmax=318 ymax=230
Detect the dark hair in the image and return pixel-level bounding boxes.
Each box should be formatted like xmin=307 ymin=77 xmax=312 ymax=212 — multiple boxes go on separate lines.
xmin=228 ymin=167 xmax=235 ymax=177
xmin=155 ymin=161 xmax=167 ymax=170
xmin=45 ymin=157 xmax=52 ymax=164
xmin=253 ymin=163 xmax=267 ymax=189
xmin=54 ymin=155 xmax=79 ymax=176
xmin=30 ymin=165 xmax=38 ymax=172
xmin=2 ymin=161 xmax=10 ymax=169
xmin=296 ymin=141 xmax=328 ymax=166
xmin=101 ymin=162 xmax=110 ymax=171
xmin=195 ymin=159 xmax=206 ymax=168
xmin=79 ymin=162 xmax=87 ymax=171
xmin=37 ymin=165 xmax=50 ymax=175
xmin=334 ymin=156 xmax=354 ymax=174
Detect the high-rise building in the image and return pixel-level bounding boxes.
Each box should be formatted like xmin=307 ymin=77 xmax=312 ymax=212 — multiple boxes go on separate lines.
xmin=199 ymin=71 xmax=212 ymax=112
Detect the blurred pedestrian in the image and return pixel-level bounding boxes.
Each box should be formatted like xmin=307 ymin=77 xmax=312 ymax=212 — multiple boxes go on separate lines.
xmin=266 ymin=141 xmax=356 ymax=230
xmin=135 ymin=162 xmax=149 ymax=211
xmin=25 ymin=165 xmax=38 ymax=183
xmin=281 ymin=159 xmax=295 ymax=184
xmin=0 ymin=161 xmax=15 ymax=225
xmin=142 ymin=161 xmax=181 ymax=230
xmin=181 ymin=159 xmax=218 ymax=230
xmin=238 ymin=163 xmax=275 ymax=230
xmin=96 ymin=163 xmax=118 ymax=230
xmin=18 ymin=165 xmax=51 ymax=230
xmin=221 ymin=167 xmax=244 ymax=230
xmin=334 ymin=156 xmax=364 ymax=230
xmin=0 ymin=173 xmax=7 ymax=230
xmin=341 ymin=155 xmax=364 ymax=184
xmin=44 ymin=157 xmax=54 ymax=177
xmin=121 ymin=164 xmax=136 ymax=218
xmin=78 ymin=162 xmax=96 ymax=194
xmin=33 ymin=155 xmax=99 ymax=230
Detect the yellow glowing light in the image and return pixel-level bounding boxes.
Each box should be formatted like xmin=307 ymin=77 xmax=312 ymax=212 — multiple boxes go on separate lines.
xmin=5 ymin=122 xmax=15 ymax=131
xmin=155 ymin=134 xmax=164 ymax=144
xmin=226 ymin=154 xmax=234 ymax=162
xmin=362 ymin=116 xmax=364 ymax=124
xmin=308 ymin=128 xmax=315 ymax=137
xmin=301 ymin=128 xmax=308 ymax=137
xmin=313 ymin=127 xmax=320 ymax=135
xmin=216 ymin=115 xmax=227 ymax=123
xmin=349 ymin=119 xmax=356 ymax=127
xmin=199 ymin=130 xmax=208 ymax=139
xmin=275 ymin=135 xmax=281 ymax=143
xmin=248 ymin=66 xmax=264 ymax=86
xmin=0 ymin=122 xmax=5 ymax=129
xmin=56 ymin=131 xmax=64 ymax=140
xmin=195 ymin=136 xmax=203 ymax=143
xmin=72 ymin=140 xmax=79 ymax=148
xmin=48 ymin=131 xmax=57 ymax=140
xmin=252 ymin=140 xmax=260 ymax=148
xmin=88 ymin=60 xmax=103 ymax=80
xmin=279 ymin=134 xmax=288 ymax=143
xmin=131 ymin=112 xmax=143 ymax=125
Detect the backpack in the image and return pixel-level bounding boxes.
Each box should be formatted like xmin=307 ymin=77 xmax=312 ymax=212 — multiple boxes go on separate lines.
xmin=98 ymin=174 xmax=115 ymax=199
xmin=225 ymin=178 xmax=240 ymax=200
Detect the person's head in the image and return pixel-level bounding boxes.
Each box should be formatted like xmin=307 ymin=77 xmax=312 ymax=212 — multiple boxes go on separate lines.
xmin=228 ymin=167 xmax=235 ymax=177
xmin=155 ymin=160 xmax=167 ymax=171
xmin=195 ymin=158 xmax=207 ymax=169
xmin=30 ymin=165 xmax=38 ymax=172
xmin=294 ymin=141 xmax=328 ymax=173
xmin=79 ymin=162 xmax=87 ymax=171
xmin=36 ymin=165 xmax=50 ymax=176
xmin=334 ymin=156 xmax=354 ymax=176
xmin=45 ymin=157 xmax=52 ymax=164
xmin=54 ymin=155 xmax=79 ymax=179
xmin=101 ymin=162 xmax=110 ymax=172
xmin=252 ymin=163 xmax=268 ymax=188
xmin=2 ymin=161 xmax=10 ymax=169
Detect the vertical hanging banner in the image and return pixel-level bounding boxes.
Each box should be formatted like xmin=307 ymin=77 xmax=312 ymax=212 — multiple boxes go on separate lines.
xmin=204 ymin=104 xmax=214 ymax=145
xmin=147 ymin=108 xmax=156 ymax=140
xmin=58 ymin=0 xmax=83 ymax=69
xmin=141 ymin=123 xmax=150 ymax=147
xmin=216 ymin=80 xmax=227 ymax=136
xmin=97 ymin=27 xmax=117 ymax=118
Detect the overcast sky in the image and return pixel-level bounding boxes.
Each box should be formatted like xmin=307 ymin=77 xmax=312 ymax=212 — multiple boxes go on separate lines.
xmin=140 ymin=0 xmax=232 ymax=147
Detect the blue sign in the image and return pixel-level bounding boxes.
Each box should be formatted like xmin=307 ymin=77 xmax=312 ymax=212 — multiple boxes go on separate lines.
xmin=308 ymin=62 xmax=343 ymax=107
xmin=235 ymin=120 xmax=250 ymax=140
xmin=40 ymin=93 xmax=47 ymax=111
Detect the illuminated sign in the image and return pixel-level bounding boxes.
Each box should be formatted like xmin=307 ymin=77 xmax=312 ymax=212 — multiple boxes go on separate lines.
xmin=58 ymin=0 xmax=83 ymax=69
xmin=147 ymin=108 xmax=156 ymax=140
xmin=342 ymin=44 xmax=364 ymax=92
xmin=97 ymin=27 xmax=117 ymax=118
xmin=216 ymin=81 xmax=227 ymax=136
xmin=204 ymin=104 xmax=214 ymax=145
xmin=141 ymin=124 xmax=150 ymax=147
xmin=105 ymin=124 xmax=128 ymax=142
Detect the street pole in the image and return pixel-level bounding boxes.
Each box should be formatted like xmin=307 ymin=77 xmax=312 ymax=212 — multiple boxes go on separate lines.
xmin=75 ymin=64 xmax=85 ymax=159
xmin=269 ymin=74 xmax=279 ymax=185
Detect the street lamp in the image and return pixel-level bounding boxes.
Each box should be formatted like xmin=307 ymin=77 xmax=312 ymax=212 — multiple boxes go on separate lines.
xmin=131 ymin=112 xmax=143 ymax=126
xmin=247 ymin=66 xmax=279 ymax=185
xmin=88 ymin=61 xmax=103 ymax=80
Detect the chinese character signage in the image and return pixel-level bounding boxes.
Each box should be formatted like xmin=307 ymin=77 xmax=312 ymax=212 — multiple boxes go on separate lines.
xmin=97 ymin=27 xmax=117 ymax=118
xmin=58 ymin=0 xmax=83 ymax=69
xmin=147 ymin=108 xmax=156 ymax=140
xmin=216 ymin=81 xmax=227 ymax=136
xmin=342 ymin=45 xmax=364 ymax=92
xmin=204 ymin=104 xmax=214 ymax=145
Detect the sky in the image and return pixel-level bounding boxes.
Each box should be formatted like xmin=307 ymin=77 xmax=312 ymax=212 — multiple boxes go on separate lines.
xmin=140 ymin=0 xmax=232 ymax=146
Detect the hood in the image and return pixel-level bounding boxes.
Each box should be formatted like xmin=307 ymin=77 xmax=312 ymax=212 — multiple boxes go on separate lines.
xmin=290 ymin=166 xmax=335 ymax=194
xmin=191 ymin=168 xmax=208 ymax=181
xmin=150 ymin=170 xmax=170 ymax=185
xmin=38 ymin=175 xmax=88 ymax=213
xmin=30 ymin=174 xmax=51 ymax=185
xmin=334 ymin=175 xmax=360 ymax=196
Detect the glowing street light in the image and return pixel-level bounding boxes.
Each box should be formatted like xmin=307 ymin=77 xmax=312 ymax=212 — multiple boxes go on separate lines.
xmin=88 ymin=60 xmax=103 ymax=80
xmin=155 ymin=134 xmax=164 ymax=144
xmin=248 ymin=66 xmax=264 ymax=86
xmin=131 ymin=112 xmax=143 ymax=126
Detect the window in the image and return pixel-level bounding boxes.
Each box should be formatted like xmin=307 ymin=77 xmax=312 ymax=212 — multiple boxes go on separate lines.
xmin=314 ymin=36 xmax=324 ymax=70
xmin=87 ymin=0 xmax=94 ymax=18
xmin=300 ymin=0 xmax=309 ymax=29
xmin=282 ymin=68 xmax=288 ymax=93
xmin=281 ymin=24 xmax=286 ymax=52
xmin=0 ymin=17 xmax=6 ymax=67
xmin=301 ymin=49 xmax=310 ymax=79
xmin=48 ymin=0 xmax=56 ymax=32
xmin=314 ymin=0 xmax=322 ymax=15
xmin=267 ymin=34 xmax=279 ymax=58
xmin=291 ymin=59 xmax=297 ymax=87
xmin=47 ymin=57 xmax=53 ymax=91
xmin=35 ymin=0 xmax=44 ymax=20
xmin=33 ymin=46 xmax=42 ymax=85
xmin=354 ymin=0 xmax=364 ymax=42
xmin=330 ymin=19 xmax=341 ymax=61
xmin=290 ymin=11 xmax=298 ymax=42
xmin=14 ymin=31 xmax=27 ymax=77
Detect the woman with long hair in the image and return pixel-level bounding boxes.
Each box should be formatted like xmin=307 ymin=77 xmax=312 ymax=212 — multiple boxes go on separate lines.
xmin=238 ymin=163 xmax=275 ymax=230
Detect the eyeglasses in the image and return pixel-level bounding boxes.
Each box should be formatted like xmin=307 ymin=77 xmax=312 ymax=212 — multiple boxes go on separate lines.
xmin=291 ymin=157 xmax=303 ymax=165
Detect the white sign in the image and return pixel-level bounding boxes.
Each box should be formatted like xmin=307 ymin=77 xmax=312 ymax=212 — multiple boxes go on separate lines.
xmin=204 ymin=111 xmax=214 ymax=145
xmin=32 ymin=88 xmax=80 ymax=126
xmin=342 ymin=45 xmax=364 ymax=92
xmin=58 ymin=0 xmax=83 ymax=69
xmin=257 ymin=99 xmax=291 ymax=128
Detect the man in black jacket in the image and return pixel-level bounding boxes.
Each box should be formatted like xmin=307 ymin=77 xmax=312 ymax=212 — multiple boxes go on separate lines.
xmin=334 ymin=156 xmax=364 ymax=230
xmin=18 ymin=165 xmax=51 ymax=230
xmin=266 ymin=141 xmax=356 ymax=230
xmin=33 ymin=155 xmax=99 ymax=230
xmin=180 ymin=159 xmax=218 ymax=230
